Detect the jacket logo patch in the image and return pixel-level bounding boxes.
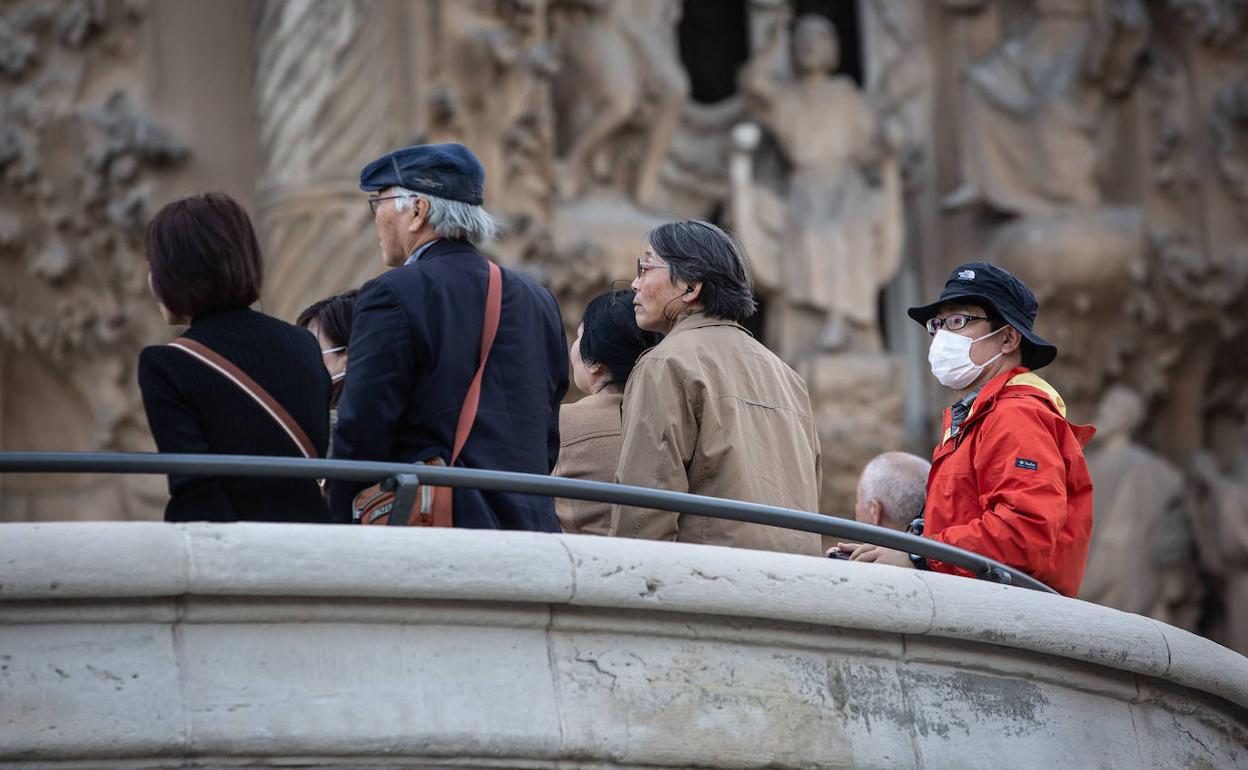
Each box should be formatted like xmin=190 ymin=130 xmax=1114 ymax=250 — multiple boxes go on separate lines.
xmin=958 ymin=269 xmax=976 ymax=280
xmin=1015 ymin=458 xmax=1038 ymax=471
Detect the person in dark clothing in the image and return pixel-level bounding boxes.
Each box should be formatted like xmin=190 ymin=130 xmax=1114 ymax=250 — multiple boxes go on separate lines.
xmin=138 ymin=193 xmax=331 ymax=523
xmin=328 ymin=143 xmax=569 ymax=530
xmin=296 ymin=290 xmax=356 ymax=409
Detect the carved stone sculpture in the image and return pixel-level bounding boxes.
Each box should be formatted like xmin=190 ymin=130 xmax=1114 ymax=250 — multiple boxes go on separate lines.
xmin=426 ymin=0 xmax=556 ymax=265
xmin=1079 ymin=386 xmax=1200 ymax=629
xmin=942 ymin=0 xmax=1150 ymax=216
xmin=548 ymin=0 xmax=689 ymax=207
xmin=737 ymin=12 xmax=903 ymax=357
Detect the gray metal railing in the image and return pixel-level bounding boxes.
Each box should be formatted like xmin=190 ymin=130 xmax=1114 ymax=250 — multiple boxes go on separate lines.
xmin=0 ymin=451 xmax=1057 ymax=594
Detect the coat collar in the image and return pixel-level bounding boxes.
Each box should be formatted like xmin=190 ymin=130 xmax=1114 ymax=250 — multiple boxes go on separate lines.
xmin=405 ymin=238 xmax=479 ymax=265
xmin=661 ymin=311 xmax=748 ymax=341
xmin=939 ymin=366 xmax=1093 ymax=448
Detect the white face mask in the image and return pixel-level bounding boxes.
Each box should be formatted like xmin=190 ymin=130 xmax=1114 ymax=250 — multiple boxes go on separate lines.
xmin=928 ymin=326 xmax=1006 ymax=389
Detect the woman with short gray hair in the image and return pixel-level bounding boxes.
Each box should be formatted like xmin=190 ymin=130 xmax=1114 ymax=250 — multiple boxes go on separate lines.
xmin=610 ymin=220 xmax=824 ymax=555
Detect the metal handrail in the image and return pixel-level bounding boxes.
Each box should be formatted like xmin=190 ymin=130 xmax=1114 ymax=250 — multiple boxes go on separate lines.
xmin=0 ymin=451 xmax=1058 ymax=594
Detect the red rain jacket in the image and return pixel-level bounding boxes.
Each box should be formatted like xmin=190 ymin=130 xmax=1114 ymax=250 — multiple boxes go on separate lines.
xmin=925 ymin=367 xmax=1095 ymax=596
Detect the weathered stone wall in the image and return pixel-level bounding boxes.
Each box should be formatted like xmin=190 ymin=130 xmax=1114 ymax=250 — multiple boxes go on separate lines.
xmin=1 ymin=523 xmax=1245 ymax=768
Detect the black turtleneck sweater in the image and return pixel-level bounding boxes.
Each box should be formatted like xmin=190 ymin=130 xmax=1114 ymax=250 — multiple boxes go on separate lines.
xmin=138 ymin=307 xmax=331 ymax=523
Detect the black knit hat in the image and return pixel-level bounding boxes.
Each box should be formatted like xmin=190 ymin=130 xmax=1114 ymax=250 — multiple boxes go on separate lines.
xmin=907 ymin=262 xmax=1057 ymax=370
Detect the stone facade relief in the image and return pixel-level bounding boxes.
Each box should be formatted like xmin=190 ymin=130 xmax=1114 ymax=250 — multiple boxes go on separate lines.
xmin=728 ymin=4 xmax=911 ymax=515
xmin=936 ymin=0 xmax=1248 ymax=651
xmin=537 ymin=0 xmax=691 ymax=321
xmin=942 ymin=0 xmax=1150 ymax=216
xmin=0 ymin=0 xmax=189 ymax=521
xmin=549 ymin=0 xmax=689 ymax=209
xmin=736 ymin=10 xmax=902 ymax=358
xmin=251 ymin=0 xmax=407 ymax=323
xmin=425 ymin=0 xmax=557 ymax=266
xmin=1078 ymin=386 xmax=1200 ymax=629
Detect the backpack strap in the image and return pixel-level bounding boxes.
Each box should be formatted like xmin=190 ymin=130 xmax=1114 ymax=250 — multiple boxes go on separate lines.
xmin=167 ymin=337 xmax=319 ymax=460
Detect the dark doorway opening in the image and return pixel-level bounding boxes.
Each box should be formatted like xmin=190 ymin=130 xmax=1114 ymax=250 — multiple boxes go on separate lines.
xmin=792 ymin=0 xmax=863 ymax=85
xmin=679 ymin=0 xmax=751 ymax=104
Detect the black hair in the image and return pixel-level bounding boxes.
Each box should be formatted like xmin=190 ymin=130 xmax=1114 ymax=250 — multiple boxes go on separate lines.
xmin=146 ymin=193 xmax=263 ymax=319
xmin=579 ymin=289 xmax=659 ymax=384
xmin=296 ymin=290 xmax=358 ymax=348
xmin=646 ymin=220 xmax=758 ymax=322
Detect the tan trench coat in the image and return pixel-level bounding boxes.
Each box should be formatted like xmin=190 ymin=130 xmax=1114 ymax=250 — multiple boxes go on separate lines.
xmin=552 ymin=386 xmax=623 ymax=535
xmin=610 ymin=313 xmax=823 ymax=555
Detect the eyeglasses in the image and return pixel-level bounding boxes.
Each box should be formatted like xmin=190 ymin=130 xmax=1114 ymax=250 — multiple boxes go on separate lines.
xmin=636 ymin=259 xmax=670 ymax=280
xmin=925 ymin=314 xmax=991 ymax=335
xmin=368 ymin=194 xmax=409 ymax=216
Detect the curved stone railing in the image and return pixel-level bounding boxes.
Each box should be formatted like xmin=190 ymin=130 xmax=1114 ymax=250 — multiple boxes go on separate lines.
xmin=1 ymin=523 xmax=1245 ymax=769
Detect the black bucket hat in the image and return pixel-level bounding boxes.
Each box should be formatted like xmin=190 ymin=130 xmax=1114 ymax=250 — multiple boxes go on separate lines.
xmin=907 ymin=262 xmax=1057 ymax=371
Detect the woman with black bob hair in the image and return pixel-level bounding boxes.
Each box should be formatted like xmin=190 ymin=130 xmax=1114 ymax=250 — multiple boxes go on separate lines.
xmin=610 ymin=219 xmax=823 ymax=555
xmin=138 ymin=192 xmax=332 ymax=523
xmin=552 ymin=289 xmax=658 ymax=535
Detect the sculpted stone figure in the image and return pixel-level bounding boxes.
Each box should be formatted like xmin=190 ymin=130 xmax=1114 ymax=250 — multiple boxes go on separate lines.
xmin=428 ymin=0 xmax=556 ymax=236
xmin=943 ymin=0 xmax=1150 ymax=215
xmin=739 ymin=12 xmax=902 ymax=355
xmin=1078 ymin=386 xmax=1199 ymax=628
xmin=549 ymin=0 xmax=689 ymax=206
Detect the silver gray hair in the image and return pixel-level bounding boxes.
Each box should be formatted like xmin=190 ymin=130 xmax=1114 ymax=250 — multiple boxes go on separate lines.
xmin=859 ymin=452 xmax=932 ymax=530
xmin=392 ymin=187 xmax=499 ymax=245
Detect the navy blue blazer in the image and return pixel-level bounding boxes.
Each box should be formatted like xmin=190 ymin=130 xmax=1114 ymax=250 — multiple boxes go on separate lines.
xmin=328 ymin=239 xmax=569 ymax=529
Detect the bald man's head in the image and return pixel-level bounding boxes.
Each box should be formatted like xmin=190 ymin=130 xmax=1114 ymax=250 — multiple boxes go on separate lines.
xmin=855 ymin=452 xmax=932 ymax=530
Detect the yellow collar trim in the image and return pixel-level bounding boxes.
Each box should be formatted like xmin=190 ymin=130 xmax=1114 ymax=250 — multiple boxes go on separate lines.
xmin=1005 ymin=371 xmax=1067 ymax=418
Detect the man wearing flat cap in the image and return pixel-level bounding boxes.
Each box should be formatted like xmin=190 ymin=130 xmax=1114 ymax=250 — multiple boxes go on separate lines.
xmin=838 ymin=262 xmax=1095 ymax=596
xmin=328 ymin=143 xmax=569 ymax=530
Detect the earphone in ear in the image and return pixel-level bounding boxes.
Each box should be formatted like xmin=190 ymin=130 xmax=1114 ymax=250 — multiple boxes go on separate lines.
xmin=683 ymin=285 xmax=695 ymax=294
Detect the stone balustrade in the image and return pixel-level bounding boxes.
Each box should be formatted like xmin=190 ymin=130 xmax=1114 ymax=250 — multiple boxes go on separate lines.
xmin=1 ymin=522 xmax=1245 ymax=769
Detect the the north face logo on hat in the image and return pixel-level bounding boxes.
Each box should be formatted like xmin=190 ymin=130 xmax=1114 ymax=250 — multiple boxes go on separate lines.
xmin=958 ymin=269 xmax=976 ymax=280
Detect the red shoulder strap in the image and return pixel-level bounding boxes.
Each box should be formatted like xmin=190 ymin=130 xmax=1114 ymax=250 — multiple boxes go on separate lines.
xmin=450 ymin=261 xmax=502 ymax=464
xmin=424 ymin=261 xmax=501 ymax=529
xmin=166 ymin=338 xmax=319 ymax=460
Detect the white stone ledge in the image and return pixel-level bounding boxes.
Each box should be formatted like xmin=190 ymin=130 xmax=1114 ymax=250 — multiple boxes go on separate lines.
xmin=2 ymin=522 xmax=1246 ymax=705
xmin=1 ymin=523 xmax=1245 ymax=769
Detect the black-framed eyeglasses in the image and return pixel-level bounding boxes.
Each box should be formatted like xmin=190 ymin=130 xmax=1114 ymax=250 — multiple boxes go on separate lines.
xmin=636 ymin=259 xmax=670 ymax=280
xmin=925 ymin=314 xmax=991 ymax=335
xmin=368 ymin=194 xmax=408 ymax=216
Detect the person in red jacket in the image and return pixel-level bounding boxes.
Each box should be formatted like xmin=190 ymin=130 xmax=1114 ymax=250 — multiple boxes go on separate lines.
xmin=838 ymin=262 xmax=1095 ymax=596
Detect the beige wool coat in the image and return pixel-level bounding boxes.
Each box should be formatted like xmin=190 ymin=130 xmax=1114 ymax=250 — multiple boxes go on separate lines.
xmin=552 ymin=386 xmax=624 ymax=535
xmin=610 ymin=313 xmax=823 ymax=555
